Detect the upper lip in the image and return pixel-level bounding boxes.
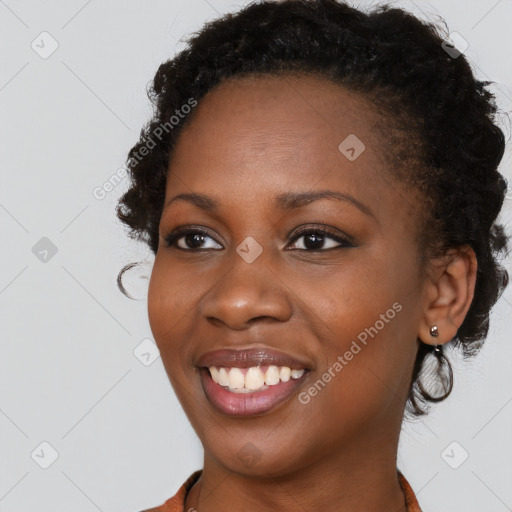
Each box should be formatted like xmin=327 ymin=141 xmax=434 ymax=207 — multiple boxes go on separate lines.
xmin=196 ymin=346 xmax=312 ymax=370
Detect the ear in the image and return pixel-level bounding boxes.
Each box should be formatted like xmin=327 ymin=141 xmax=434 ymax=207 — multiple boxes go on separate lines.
xmin=418 ymin=244 xmax=478 ymax=346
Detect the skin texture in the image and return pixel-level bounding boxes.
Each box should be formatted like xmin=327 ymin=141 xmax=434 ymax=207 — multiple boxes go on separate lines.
xmin=147 ymin=74 xmax=477 ymax=512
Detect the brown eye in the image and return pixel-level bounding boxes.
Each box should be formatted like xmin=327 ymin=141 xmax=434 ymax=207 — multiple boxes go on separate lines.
xmin=287 ymin=227 xmax=353 ymax=251
xmin=164 ymin=228 xmax=223 ymax=250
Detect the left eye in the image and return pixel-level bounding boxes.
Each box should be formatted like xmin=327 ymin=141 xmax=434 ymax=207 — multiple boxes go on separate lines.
xmin=287 ymin=228 xmax=352 ymax=251
xmin=164 ymin=229 xmax=223 ymax=250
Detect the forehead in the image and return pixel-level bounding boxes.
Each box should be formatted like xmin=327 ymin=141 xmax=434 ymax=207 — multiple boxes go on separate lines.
xmin=167 ymin=73 xmax=390 ymax=192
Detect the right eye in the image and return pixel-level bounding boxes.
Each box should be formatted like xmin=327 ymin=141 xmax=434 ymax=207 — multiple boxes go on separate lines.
xmin=163 ymin=228 xmax=223 ymax=251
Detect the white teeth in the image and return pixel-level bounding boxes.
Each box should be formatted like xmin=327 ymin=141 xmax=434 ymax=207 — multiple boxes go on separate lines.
xmin=227 ymin=368 xmax=245 ymax=389
xmin=230 ymin=386 xmax=268 ymax=394
xmin=208 ymin=365 xmax=306 ymax=392
xmin=245 ymin=367 xmax=265 ymax=390
xmin=217 ymin=367 xmax=229 ymax=386
xmin=279 ymin=366 xmax=291 ymax=382
xmin=265 ymin=365 xmax=280 ymax=385
xmin=210 ymin=366 xmax=219 ymax=383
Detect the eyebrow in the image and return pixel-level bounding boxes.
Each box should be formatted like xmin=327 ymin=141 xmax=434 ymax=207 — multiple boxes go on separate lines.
xmin=163 ymin=189 xmax=375 ymax=219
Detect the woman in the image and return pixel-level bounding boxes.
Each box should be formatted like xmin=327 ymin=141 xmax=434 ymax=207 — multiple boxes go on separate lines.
xmin=116 ymin=1 xmax=509 ymax=510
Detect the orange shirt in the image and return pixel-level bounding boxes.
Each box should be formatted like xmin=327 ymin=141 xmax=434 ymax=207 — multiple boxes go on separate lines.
xmin=142 ymin=469 xmax=422 ymax=511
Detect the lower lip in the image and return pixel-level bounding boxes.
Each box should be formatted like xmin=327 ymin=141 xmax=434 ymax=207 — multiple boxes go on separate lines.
xmin=199 ymin=367 xmax=309 ymax=417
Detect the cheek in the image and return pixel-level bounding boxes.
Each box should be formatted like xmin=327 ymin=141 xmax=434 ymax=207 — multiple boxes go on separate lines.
xmin=318 ymin=302 xmax=407 ymax=397
xmin=147 ymin=257 xmax=191 ymax=351
xmin=147 ymin=261 xmax=199 ymax=399
xmin=305 ymin=258 xmax=419 ymax=410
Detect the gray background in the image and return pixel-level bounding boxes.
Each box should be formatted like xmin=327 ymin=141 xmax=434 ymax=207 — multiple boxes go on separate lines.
xmin=1 ymin=0 xmax=511 ymax=511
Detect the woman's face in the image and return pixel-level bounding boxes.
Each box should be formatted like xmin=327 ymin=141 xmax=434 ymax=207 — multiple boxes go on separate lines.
xmin=148 ymin=73 xmax=428 ymax=476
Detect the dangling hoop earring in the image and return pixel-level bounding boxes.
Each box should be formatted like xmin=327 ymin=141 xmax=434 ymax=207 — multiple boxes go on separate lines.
xmin=413 ymin=325 xmax=453 ymax=404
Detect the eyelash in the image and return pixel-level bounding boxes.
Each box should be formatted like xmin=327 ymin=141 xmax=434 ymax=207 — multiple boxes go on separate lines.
xmin=163 ymin=225 xmax=353 ymax=252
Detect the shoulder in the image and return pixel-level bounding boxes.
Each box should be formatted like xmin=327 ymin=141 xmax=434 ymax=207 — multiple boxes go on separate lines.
xmin=138 ymin=469 xmax=203 ymax=512
xmin=397 ymin=470 xmax=422 ymax=512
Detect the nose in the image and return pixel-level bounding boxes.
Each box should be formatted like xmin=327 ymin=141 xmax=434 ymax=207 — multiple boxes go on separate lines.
xmin=200 ymin=251 xmax=293 ymax=330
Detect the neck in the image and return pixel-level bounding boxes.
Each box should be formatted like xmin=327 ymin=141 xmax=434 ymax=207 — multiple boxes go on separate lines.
xmin=185 ymin=421 xmax=408 ymax=512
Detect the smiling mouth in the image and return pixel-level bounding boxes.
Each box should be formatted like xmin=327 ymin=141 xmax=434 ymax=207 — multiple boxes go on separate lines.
xmin=196 ymin=346 xmax=312 ymax=416
xmin=207 ymin=364 xmax=306 ymax=392
xmin=199 ymin=365 xmax=311 ymax=417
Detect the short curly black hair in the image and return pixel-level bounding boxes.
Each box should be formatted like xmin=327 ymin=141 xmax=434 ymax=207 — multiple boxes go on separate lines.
xmin=116 ymin=0 xmax=510 ymax=417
